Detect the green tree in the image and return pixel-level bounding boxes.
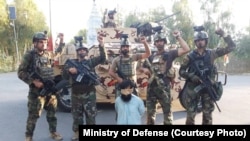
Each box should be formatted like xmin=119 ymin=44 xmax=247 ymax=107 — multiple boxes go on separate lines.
xmin=0 ymin=0 xmax=48 ymax=71
xmin=170 ymin=0 xmax=194 ymax=48
xmin=234 ymin=30 xmax=250 ymax=60
xmin=69 ymin=29 xmax=87 ymax=44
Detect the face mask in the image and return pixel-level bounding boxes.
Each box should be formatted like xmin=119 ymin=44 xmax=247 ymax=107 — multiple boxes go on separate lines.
xmin=120 ymin=94 xmax=132 ymax=102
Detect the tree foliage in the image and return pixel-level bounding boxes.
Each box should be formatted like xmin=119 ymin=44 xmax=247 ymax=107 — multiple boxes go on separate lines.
xmin=0 ymin=0 xmax=47 ymax=71
xmin=234 ymin=32 xmax=250 ymax=60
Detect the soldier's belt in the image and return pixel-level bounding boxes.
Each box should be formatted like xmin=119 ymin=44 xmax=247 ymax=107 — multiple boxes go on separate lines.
xmin=72 ymin=84 xmax=95 ymax=94
xmin=157 ymin=74 xmax=164 ymax=78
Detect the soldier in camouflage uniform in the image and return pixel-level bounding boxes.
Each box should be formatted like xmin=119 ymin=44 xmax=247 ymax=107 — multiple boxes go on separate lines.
xmin=102 ymin=9 xmax=117 ymax=28
xmin=62 ymin=35 xmax=106 ymax=141
xmin=144 ymin=30 xmax=190 ymax=125
xmin=18 ymin=31 xmax=63 ymax=141
xmin=179 ymin=27 xmax=236 ymax=125
xmin=109 ymin=35 xmax=151 ymax=97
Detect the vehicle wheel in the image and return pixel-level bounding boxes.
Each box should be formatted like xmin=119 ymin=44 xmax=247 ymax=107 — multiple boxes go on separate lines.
xmin=179 ymin=91 xmax=202 ymax=113
xmin=179 ymin=90 xmax=188 ymax=110
xmin=57 ymin=86 xmax=72 ymax=112
xmin=143 ymin=100 xmax=147 ymax=107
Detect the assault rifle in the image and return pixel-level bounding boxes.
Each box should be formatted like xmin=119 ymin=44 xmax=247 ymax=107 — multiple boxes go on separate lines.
xmin=145 ymin=59 xmax=166 ymax=87
xmin=116 ymin=68 xmax=137 ymax=91
xmin=192 ymin=62 xmax=221 ymax=112
xmin=29 ymin=72 xmax=68 ymax=97
xmin=65 ymin=59 xmax=100 ymax=85
xmin=117 ymin=69 xmax=127 ymax=80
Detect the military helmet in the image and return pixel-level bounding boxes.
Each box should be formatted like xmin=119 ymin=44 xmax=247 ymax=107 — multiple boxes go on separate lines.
xmin=120 ymin=38 xmax=131 ymax=46
xmin=75 ymin=43 xmax=88 ymax=52
xmin=108 ymin=10 xmax=113 ymax=15
xmin=74 ymin=36 xmax=88 ymax=52
xmin=57 ymin=33 xmax=64 ymax=37
xmin=108 ymin=9 xmax=116 ymax=16
xmin=153 ymin=32 xmax=167 ymax=44
xmin=194 ymin=31 xmax=208 ymax=41
xmin=120 ymin=34 xmax=131 ymax=46
xmin=32 ymin=31 xmax=48 ymax=42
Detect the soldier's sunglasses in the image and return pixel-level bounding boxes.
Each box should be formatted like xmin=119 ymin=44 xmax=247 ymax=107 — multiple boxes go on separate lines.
xmin=195 ymin=39 xmax=205 ymax=42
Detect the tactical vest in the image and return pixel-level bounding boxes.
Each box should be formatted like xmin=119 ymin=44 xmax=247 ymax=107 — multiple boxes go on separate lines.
xmin=118 ymin=56 xmax=136 ymax=78
xmin=104 ymin=19 xmax=116 ymax=28
xmin=149 ymin=51 xmax=175 ymax=79
xmin=33 ymin=52 xmax=54 ymax=80
xmin=187 ymin=49 xmax=223 ymax=101
xmin=188 ymin=50 xmax=217 ymax=78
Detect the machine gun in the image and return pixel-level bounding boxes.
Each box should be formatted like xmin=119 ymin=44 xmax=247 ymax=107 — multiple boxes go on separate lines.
xmin=130 ymin=11 xmax=181 ymax=37
xmin=29 ymin=72 xmax=68 ymax=97
xmin=191 ymin=61 xmax=222 ymax=112
xmin=65 ymin=59 xmax=100 ymax=85
xmin=74 ymin=36 xmax=84 ymax=47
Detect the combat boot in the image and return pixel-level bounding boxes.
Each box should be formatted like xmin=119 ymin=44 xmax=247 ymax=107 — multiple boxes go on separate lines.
xmin=50 ymin=132 xmax=63 ymax=141
xmin=71 ymin=131 xmax=79 ymax=141
xmin=25 ymin=136 xmax=32 ymax=141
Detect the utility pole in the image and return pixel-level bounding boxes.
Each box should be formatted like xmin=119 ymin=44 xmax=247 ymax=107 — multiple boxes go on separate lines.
xmin=8 ymin=5 xmax=19 ymax=64
xmin=12 ymin=20 xmax=19 ymax=63
xmin=47 ymin=0 xmax=54 ymax=52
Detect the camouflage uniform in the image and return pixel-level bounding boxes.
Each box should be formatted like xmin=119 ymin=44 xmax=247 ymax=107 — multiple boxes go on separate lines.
xmin=18 ymin=49 xmax=58 ymax=138
xmin=179 ymin=33 xmax=236 ymax=125
xmin=62 ymin=45 xmax=106 ymax=131
xmin=111 ymin=54 xmax=143 ymax=97
xmin=145 ymin=50 xmax=178 ymax=125
xmin=103 ymin=19 xmax=116 ymax=28
xmin=102 ymin=10 xmax=116 ymax=28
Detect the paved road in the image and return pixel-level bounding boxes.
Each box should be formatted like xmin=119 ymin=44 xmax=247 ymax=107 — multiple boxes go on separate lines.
xmin=0 ymin=72 xmax=250 ymax=141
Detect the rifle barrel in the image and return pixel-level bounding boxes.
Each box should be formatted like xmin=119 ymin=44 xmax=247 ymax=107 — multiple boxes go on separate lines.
xmin=154 ymin=11 xmax=181 ymax=23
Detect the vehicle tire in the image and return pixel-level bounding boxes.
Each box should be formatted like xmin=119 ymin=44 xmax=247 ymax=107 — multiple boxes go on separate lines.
xmin=179 ymin=90 xmax=188 ymax=110
xmin=179 ymin=91 xmax=202 ymax=113
xmin=57 ymin=85 xmax=72 ymax=113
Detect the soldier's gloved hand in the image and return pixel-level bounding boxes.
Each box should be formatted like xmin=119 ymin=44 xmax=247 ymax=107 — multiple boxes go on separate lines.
xmin=139 ymin=36 xmax=147 ymax=44
xmin=191 ymin=75 xmax=201 ymax=84
xmin=33 ymin=79 xmax=43 ymax=88
xmin=215 ymin=28 xmax=225 ymax=37
xmin=172 ymin=30 xmax=181 ymax=39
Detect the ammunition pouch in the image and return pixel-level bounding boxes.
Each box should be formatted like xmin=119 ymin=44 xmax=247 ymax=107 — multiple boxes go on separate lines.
xmin=72 ymin=84 xmax=95 ymax=94
xmin=193 ymin=81 xmax=223 ymax=101
xmin=153 ymin=74 xmax=170 ymax=87
xmin=157 ymin=74 xmax=164 ymax=78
